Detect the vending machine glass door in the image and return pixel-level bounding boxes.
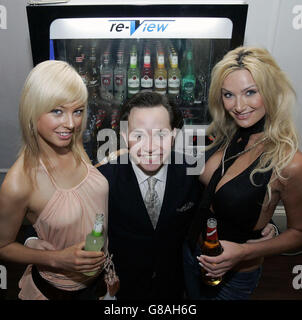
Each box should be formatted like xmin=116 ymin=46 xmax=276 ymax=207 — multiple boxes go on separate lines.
xmin=49 ymin=16 xmax=233 ymax=162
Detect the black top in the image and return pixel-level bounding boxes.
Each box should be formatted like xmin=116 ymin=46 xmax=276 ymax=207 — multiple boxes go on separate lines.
xmin=203 ymin=118 xmax=272 ymax=243
xmin=201 ymin=154 xmax=273 ymax=243
xmin=188 ymin=119 xmax=273 ymax=249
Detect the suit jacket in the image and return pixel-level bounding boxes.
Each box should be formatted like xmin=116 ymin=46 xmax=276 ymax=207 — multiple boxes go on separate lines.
xmin=98 ymin=152 xmax=203 ymax=300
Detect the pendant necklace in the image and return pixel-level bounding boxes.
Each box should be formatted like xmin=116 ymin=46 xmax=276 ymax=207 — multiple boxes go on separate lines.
xmin=221 ymin=136 xmax=268 ymax=177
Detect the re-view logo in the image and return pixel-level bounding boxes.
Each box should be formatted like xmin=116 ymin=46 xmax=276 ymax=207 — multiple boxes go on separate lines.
xmin=109 ymin=19 xmax=174 ymax=36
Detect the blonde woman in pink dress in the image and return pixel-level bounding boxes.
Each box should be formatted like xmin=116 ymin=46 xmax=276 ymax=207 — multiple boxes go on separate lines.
xmin=0 ymin=60 xmax=115 ymax=300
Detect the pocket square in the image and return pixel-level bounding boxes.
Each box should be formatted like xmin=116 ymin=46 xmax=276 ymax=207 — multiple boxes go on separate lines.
xmin=176 ymin=202 xmax=194 ymax=212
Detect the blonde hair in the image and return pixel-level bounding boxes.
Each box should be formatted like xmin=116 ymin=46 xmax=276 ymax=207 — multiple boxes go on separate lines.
xmin=207 ymin=46 xmax=298 ymax=200
xmin=19 ymin=60 xmax=89 ymax=186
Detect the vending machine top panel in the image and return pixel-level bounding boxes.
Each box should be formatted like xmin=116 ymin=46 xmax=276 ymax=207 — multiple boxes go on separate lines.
xmin=50 ymin=17 xmax=233 ymax=40
xmin=28 ymin=0 xmax=246 ymax=6
xmin=27 ymin=1 xmax=248 ymax=72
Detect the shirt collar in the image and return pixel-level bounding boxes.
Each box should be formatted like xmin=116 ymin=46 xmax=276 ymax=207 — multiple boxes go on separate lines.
xmin=131 ymin=161 xmax=168 ymax=185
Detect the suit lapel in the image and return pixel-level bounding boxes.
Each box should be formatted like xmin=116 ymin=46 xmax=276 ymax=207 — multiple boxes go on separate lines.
xmin=157 ymin=161 xmax=182 ymax=227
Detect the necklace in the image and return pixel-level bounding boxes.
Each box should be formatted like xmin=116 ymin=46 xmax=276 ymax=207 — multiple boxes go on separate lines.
xmin=221 ymin=136 xmax=268 ymax=176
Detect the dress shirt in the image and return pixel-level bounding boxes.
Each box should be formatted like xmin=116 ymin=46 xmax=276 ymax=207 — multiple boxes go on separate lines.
xmin=131 ymin=162 xmax=168 ymax=212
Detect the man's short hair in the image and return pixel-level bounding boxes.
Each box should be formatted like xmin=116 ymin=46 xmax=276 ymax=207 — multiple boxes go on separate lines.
xmin=120 ymin=91 xmax=183 ymax=129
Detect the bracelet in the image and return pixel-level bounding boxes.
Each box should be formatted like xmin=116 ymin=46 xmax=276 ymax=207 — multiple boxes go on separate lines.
xmin=271 ymin=224 xmax=279 ymax=237
xmin=24 ymin=236 xmax=39 ymax=246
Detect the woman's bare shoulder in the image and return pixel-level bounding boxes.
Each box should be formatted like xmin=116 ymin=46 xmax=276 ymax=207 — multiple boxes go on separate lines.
xmin=0 ymin=156 xmax=32 ymax=202
xmin=282 ymin=150 xmax=302 ymax=179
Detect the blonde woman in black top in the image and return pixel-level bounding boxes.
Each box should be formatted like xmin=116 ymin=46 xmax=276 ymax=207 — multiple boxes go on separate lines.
xmin=185 ymin=46 xmax=302 ymax=299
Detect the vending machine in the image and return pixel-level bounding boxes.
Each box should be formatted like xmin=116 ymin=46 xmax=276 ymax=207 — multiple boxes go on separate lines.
xmin=26 ymin=0 xmax=248 ymax=163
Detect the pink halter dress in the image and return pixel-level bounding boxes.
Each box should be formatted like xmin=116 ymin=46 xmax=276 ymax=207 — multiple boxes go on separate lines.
xmin=18 ymin=161 xmax=108 ymax=300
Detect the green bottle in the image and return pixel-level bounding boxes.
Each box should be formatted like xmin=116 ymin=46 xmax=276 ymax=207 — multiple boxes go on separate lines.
xmin=84 ymin=213 xmax=104 ymax=276
xmin=127 ymin=45 xmax=140 ymax=98
xmin=181 ymin=50 xmax=196 ymax=105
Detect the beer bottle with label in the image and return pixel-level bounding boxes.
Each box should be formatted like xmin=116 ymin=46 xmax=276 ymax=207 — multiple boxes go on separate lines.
xmin=201 ymin=218 xmax=223 ymax=286
xmin=84 ymin=213 xmax=105 ymax=276
xmin=154 ymin=50 xmax=167 ymax=95
xmin=168 ymin=52 xmax=181 ymax=96
xmin=127 ymin=45 xmax=140 ymax=98
xmin=141 ymin=47 xmax=153 ymax=92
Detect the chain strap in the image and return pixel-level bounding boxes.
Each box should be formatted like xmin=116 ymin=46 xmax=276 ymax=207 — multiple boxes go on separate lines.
xmin=221 ymin=136 xmax=268 ymax=176
xmin=103 ymin=252 xmax=119 ymax=287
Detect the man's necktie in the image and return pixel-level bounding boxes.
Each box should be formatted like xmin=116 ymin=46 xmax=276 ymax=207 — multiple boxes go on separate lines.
xmin=144 ymin=177 xmax=161 ymax=229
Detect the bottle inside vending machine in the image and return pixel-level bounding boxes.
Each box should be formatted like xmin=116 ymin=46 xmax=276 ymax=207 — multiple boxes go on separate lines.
xmin=127 ymin=44 xmax=140 ymax=98
xmin=74 ymin=44 xmax=88 ymax=86
xmin=100 ymin=48 xmax=114 ymax=102
xmin=141 ymin=47 xmax=153 ymax=92
xmin=114 ymin=46 xmax=127 ymax=105
xmin=167 ymin=48 xmax=181 ymax=104
xmin=154 ymin=47 xmax=167 ymax=95
xmin=181 ymin=47 xmax=196 ymax=106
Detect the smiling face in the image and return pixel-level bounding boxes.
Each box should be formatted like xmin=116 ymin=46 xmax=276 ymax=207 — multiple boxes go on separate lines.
xmin=125 ymin=105 xmax=175 ymax=175
xmin=221 ymin=69 xmax=266 ymax=128
xmin=37 ymin=100 xmax=84 ymax=153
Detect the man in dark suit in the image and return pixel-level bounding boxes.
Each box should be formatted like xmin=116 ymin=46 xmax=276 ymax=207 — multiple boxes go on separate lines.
xmin=97 ymin=92 xmax=203 ymax=300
